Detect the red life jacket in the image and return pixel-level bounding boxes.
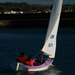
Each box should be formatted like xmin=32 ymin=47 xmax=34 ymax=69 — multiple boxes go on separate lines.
xmin=25 ymin=60 xmax=35 ymax=66
xmin=18 ymin=56 xmax=27 ymax=63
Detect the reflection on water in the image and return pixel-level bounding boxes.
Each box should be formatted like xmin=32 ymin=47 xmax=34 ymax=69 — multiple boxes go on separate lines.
xmin=16 ymin=71 xmax=35 ymax=75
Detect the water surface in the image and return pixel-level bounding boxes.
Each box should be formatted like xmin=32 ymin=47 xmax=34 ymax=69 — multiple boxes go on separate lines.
xmin=0 ymin=28 xmax=75 ymax=75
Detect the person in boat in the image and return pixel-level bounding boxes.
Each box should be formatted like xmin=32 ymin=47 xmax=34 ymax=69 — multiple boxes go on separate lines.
xmin=17 ymin=52 xmax=27 ymax=63
xmin=25 ymin=56 xmax=35 ymax=66
xmin=25 ymin=56 xmax=39 ymax=66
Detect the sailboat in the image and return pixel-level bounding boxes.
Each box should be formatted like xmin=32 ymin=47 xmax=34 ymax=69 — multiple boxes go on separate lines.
xmin=11 ymin=0 xmax=63 ymax=71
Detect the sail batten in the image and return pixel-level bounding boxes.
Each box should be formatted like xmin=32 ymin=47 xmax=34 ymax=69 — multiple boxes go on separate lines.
xmin=41 ymin=0 xmax=63 ymax=58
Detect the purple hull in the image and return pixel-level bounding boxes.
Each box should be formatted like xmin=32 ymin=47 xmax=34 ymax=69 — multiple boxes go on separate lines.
xmin=11 ymin=59 xmax=53 ymax=69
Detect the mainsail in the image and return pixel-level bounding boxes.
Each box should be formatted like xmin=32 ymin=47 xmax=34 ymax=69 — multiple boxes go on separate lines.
xmin=41 ymin=0 xmax=63 ymax=58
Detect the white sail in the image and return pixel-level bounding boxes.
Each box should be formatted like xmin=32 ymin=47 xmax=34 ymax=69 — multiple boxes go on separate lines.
xmin=41 ymin=0 xmax=63 ymax=58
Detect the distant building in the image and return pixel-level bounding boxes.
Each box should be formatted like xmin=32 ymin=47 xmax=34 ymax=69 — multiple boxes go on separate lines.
xmin=19 ymin=11 xmax=23 ymax=14
xmin=37 ymin=11 xmax=41 ymax=13
xmin=44 ymin=9 xmax=52 ymax=13
xmin=65 ymin=10 xmax=68 ymax=12
xmin=4 ymin=12 xmax=10 ymax=14
xmin=34 ymin=10 xmax=37 ymax=13
xmin=11 ymin=10 xmax=17 ymax=14
xmin=4 ymin=10 xmax=17 ymax=14
xmin=4 ymin=10 xmax=24 ymax=14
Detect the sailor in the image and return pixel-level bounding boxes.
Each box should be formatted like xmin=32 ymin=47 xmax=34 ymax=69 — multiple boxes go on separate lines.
xmin=18 ymin=52 xmax=27 ymax=63
xmin=25 ymin=56 xmax=35 ymax=66
xmin=25 ymin=56 xmax=39 ymax=66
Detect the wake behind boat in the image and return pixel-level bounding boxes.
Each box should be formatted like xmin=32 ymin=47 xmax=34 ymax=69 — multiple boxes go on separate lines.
xmin=11 ymin=0 xmax=63 ymax=71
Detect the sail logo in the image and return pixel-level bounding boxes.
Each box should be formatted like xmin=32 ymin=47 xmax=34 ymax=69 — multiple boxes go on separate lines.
xmin=48 ymin=43 xmax=53 ymax=47
xmin=50 ymin=35 xmax=54 ymax=39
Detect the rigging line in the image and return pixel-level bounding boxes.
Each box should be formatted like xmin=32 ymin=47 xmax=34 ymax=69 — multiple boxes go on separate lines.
xmin=33 ymin=51 xmax=41 ymax=59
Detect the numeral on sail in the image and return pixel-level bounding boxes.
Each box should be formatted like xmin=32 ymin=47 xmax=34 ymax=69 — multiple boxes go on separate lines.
xmin=50 ymin=35 xmax=54 ymax=39
xmin=48 ymin=43 xmax=53 ymax=47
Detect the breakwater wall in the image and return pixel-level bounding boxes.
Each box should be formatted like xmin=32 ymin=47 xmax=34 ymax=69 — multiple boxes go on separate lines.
xmin=0 ymin=12 xmax=75 ymax=28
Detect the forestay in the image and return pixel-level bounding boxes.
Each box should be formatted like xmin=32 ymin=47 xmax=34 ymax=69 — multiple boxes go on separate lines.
xmin=41 ymin=0 xmax=63 ymax=58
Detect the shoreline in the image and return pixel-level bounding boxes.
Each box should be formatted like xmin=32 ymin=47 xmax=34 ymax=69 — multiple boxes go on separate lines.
xmin=0 ymin=12 xmax=75 ymax=28
xmin=0 ymin=19 xmax=75 ymax=28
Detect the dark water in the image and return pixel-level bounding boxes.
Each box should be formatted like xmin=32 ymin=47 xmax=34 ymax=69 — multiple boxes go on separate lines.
xmin=0 ymin=28 xmax=75 ymax=75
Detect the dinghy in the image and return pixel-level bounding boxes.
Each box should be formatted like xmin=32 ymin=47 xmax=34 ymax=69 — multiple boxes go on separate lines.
xmin=11 ymin=0 xmax=63 ymax=71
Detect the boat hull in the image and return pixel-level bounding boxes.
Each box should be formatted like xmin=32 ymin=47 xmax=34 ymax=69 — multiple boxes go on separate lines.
xmin=10 ymin=59 xmax=53 ymax=71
